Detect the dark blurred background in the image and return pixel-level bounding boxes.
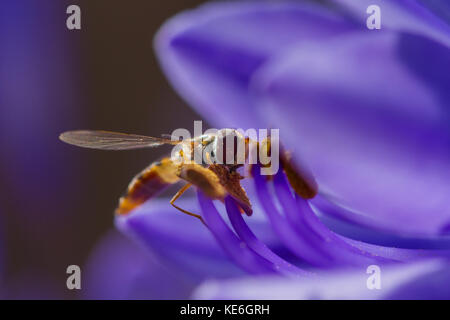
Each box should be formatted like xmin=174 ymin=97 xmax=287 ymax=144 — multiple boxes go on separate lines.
xmin=0 ymin=0 xmax=206 ymax=298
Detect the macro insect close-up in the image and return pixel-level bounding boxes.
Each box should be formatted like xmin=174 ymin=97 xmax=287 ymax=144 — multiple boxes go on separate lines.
xmin=1 ymin=0 xmax=450 ymax=305
xmin=59 ymin=129 xmax=318 ymax=222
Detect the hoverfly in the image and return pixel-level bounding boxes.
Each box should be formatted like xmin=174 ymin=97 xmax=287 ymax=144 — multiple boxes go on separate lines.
xmin=59 ymin=129 xmax=317 ymax=224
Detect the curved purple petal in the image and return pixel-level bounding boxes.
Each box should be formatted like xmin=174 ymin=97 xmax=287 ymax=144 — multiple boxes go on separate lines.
xmin=274 ymin=169 xmax=371 ymax=264
xmin=252 ymin=164 xmax=449 ymax=265
xmin=83 ymin=230 xmax=192 ymax=299
xmin=116 ymin=196 xmax=244 ymax=279
xmin=224 ymin=196 xmax=309 ymax=276
xmin=117 ymin=168 xmax=449 ymax=282
xmin=197 ymin=191 xmax=277 ymax=275
xmin=115 ymin=194 xmax=291 ymax=278
xmin=336 ymin=0 xmax=450 ymax=46
xmin=417 ymin=0 xmax=450 ymax=25
xmin=313 ymin=196 xmax=450 ymax=249
xmin=193 ymin=259 xmax=449 ymax=299
xmin=273 ymin=168 xmax=395 ymax=266
xmin=251 ymin=165 xmax=334 ymax=267
xmin=253 ymin=32 xmax=450 ymax=239
xmin=154 ymin=1 xmax=450 ymax=241
xmin=385 ymin=260 xmax=450 ymax=299
xmin=154 ymin=1 xmax=356 ymax=128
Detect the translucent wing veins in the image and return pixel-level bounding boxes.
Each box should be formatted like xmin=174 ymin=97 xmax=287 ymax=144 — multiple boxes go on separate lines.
xmin=59 ymin=130 xmax=179 ymax=150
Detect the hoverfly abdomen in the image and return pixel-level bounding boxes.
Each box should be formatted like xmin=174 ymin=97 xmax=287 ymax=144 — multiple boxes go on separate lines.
xmin=116 ymin=158 xmax=180 ymax=215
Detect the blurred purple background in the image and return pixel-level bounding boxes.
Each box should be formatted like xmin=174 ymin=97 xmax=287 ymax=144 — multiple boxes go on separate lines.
xmin=0 ymin=0 xmax=204 ymax=299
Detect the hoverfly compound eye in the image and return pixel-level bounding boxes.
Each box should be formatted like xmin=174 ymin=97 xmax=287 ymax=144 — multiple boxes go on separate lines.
xmin=214 ymin=129 xmax=246 ymax=166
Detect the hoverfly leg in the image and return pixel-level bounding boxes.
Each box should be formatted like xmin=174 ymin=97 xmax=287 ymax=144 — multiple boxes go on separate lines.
xmin=170 ymin=183 xmax=206 ymax=226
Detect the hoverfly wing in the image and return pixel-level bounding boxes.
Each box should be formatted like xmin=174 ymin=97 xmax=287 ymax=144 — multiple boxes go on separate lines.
xmin=59 ymin=130 xmax=180 ymax=150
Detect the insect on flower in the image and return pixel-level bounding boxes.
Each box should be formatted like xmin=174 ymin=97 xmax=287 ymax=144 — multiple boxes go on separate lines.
xmin=59 ymin=129 xmax=318 ymax=224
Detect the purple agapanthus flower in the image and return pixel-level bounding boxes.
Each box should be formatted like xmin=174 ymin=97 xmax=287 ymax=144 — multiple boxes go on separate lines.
xmin=82 ymin=230 xmax=195 ymax=299
xmin=114 ymin=1 xmax=450 ymax=299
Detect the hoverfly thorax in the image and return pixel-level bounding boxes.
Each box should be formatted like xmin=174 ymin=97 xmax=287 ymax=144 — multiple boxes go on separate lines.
xmin=172 ymin=129 xmax=249 ymax=168
xmin=208 ymin=129 xmax=248 ymax=167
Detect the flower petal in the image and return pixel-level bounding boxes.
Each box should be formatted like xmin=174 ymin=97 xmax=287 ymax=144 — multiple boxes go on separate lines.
xmin=251 ymin=165 xmax=334 ymax=267
xmin=197 ymin=192 xmax=277 ymax=274
xmin=253 ymin=32 xmax=450 ymax=238
xmin=336 ymin=0 xmax=450 ymax=46
xmin=83 ymin=230 xmax=192 ymax=299
xmin=193 ymin=259 xmax=449 ymax=299
xmin=417 ymin=0 xmax=450 ymax=25
xmin=254 ymin=164 xmax=448 ymax=264
xmin=154 ymin=1 xmax=355 ymax=128
xmin=224 ymin=196 xmax=309 ymax=276
xmin=115 ymin=194 xmax=288 ymax=278
xmin=116 ymin=196 xmax=243 ymax=279
xmin=385 ymin=260 xmax=450 ymax=299
xmin=273 ymin=168 xmax=395 ymax=265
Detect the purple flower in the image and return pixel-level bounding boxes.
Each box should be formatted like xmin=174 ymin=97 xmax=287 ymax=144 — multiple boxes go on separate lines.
xmin=82 ymin=230 xmax=194 ymax=299
xmin=193 ymin=259 xmax=450 ymax=299
xmin=116 ymin=1 xmax=450 ymax=299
